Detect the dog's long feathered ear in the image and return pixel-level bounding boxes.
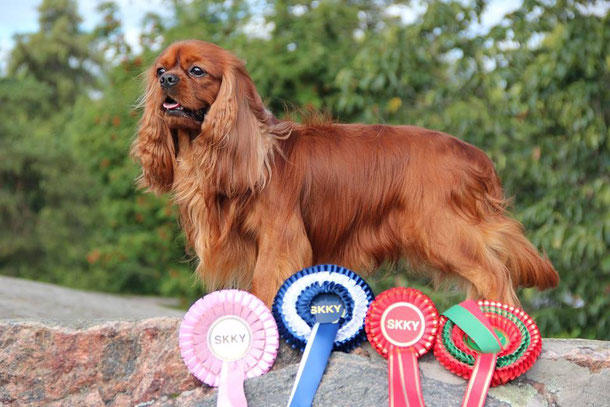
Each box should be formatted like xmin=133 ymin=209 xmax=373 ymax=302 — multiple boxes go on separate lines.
xmin=130 ymin=71 xmax=176 ymax=195
xmin=201 ymin=64 xmax=240 ymax=145
xmin=197 ymin=62 xmax=273 ymax=196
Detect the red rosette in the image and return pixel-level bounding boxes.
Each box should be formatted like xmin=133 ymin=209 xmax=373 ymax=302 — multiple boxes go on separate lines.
xmin=434 ymin=300 xmax=542 ymax=387
xmin=365 ymin=288 xmax=439 ymax=407
xmin=365 ymin=287 xmax=439 ymax=357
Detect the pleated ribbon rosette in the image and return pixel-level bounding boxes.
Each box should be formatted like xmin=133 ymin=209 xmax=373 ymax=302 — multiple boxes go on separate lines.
xmin=179 ymin=290 xmax=279 ymax=407
xmin=365 ymin=287 xmax=439 ymax=407
xmin=434 ymin=300 xmax=542 ymax=407
xmin=272 ymin=264 xmax=375 ymax=407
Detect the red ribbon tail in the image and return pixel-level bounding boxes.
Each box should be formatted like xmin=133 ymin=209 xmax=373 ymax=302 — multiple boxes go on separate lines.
xmin=388 ymin=348 xmax=425 ymax=407
xmin=461 ymin=353 xmax=497 ymax=407
xmin=218 ymin=361 xmax=247 ymax=407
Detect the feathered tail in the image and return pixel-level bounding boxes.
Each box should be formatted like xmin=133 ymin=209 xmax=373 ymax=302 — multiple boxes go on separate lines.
xmin=484 ymin=215 xmax=559 ymax=291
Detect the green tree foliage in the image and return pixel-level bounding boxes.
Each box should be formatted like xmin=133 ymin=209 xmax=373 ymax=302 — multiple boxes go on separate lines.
xmin=0 ymin=0 xmax=97 ymax=283
xmin=66 ymin=57 xmax=199 ymax=299
xmin=1 ymin=0 xmax=608 ymax=338
xmin=9 ymin=0 xmax=96 ymax=105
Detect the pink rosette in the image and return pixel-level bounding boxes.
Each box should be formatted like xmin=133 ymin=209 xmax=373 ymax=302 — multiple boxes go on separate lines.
xmin=179 ymin=290 xmax=279 ymax=407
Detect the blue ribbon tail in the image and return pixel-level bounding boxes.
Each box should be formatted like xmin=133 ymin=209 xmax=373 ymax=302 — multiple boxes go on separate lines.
xmin=287 ymin=322 xmax=339 ymax=407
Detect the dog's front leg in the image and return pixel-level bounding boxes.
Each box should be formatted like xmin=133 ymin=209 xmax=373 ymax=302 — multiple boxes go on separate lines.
xmin=251 ymin=210 xmax=313 ymax=307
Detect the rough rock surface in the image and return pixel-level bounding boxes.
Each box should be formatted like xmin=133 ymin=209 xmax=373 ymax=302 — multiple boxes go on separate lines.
xmin=1 ymin=318 xmax=608 ymax=407
xmin=0 ymin=275 xmax=183 ymax=319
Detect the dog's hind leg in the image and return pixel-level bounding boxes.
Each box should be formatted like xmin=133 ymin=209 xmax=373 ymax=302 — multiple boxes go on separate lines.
xmin=418 ymin=215 xmax=520 ymax=306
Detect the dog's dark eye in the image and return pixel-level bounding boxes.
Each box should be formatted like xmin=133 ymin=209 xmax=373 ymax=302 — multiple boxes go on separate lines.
xmin=189 ymin=66 xmax=206 ymax=77
xmin=156 ymin=67 xmax=166 ymax=77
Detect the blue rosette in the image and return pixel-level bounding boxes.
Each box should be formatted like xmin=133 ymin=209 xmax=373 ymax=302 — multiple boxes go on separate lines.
xmin=272 ymin=264 xmax=374 ymax=407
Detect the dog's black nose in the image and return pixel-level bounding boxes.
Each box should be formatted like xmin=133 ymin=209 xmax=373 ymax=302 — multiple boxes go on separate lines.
xmin=160 ymin=73 xmax=180 ymax=89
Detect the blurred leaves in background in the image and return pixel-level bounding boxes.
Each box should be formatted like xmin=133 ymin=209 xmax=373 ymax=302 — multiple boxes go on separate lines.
xmin=0 ymin=0 xmax=608 ymax=339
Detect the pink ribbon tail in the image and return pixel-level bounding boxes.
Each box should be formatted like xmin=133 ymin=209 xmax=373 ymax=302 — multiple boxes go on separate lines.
xmin=217 ymin=361 xmax=247 ymax=407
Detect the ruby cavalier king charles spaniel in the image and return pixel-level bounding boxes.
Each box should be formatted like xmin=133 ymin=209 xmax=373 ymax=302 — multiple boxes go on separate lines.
xmin=131 ymin=40 xmax=558 ymax=307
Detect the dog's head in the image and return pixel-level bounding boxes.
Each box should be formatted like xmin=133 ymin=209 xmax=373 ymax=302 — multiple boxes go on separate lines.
xmin=133 ymin=40 xmax=276 ymax=195
xmin=146 ymin=40 xmax=236 ymax=131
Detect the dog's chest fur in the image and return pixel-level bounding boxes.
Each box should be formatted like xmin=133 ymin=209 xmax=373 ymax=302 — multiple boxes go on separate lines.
xmin=171 ymin=133 xmax=257 ymax=289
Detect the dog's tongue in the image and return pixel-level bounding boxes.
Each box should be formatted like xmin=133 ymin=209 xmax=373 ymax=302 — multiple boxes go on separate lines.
xmin=163 ymin=101 xmax=181 ymax=109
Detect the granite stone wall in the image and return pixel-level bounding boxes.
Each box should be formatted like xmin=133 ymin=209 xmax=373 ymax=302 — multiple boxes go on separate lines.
xmin=1 ymin=318 xmax=608 ymax=406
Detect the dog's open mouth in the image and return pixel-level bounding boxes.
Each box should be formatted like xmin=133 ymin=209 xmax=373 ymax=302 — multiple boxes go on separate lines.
xmin=162 ymin=96 xmax=207 ymax=123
